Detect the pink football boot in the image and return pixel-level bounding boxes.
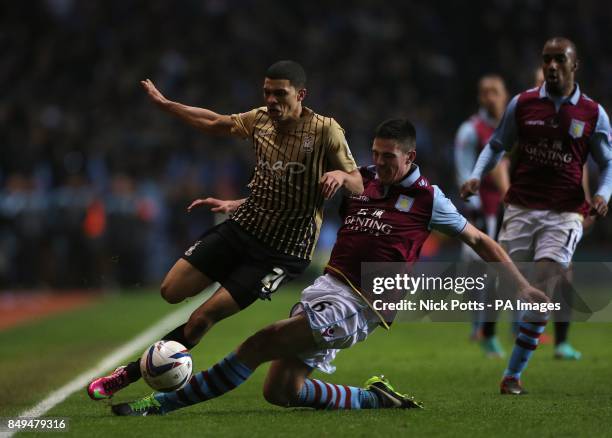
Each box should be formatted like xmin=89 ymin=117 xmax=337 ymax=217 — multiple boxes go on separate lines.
xmin=87 ymin=366 xmax=130 ymax=400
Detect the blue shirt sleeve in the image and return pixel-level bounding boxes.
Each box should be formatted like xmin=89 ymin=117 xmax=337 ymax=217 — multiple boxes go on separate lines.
xmin=428 ymin=185 xmax=468 ymax=236
xmin=489 ymin=94 xmax=519 ymax=152
xmin=590 ymin=104 xmax=612 ymax=202
xmin=469 ymin=144 xmax=505 ymax=180
xmin=454 ymin=121 xmax=479 ymax=185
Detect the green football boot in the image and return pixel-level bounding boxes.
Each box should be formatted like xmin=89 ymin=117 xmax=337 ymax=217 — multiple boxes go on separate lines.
xmin=364 ymin=375 xmax=423 ymax=409
xmin=111 ymin=394 xmax=164 ymax=416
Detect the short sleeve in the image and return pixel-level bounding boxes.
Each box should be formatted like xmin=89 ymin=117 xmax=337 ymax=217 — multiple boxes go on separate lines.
xmin=428 ymin=185 xmax=468 ymax=236
xmin=230 ymin=108 xmax=260 ymax=139
xmin=325 ymin=119 xmax=358 ymax=173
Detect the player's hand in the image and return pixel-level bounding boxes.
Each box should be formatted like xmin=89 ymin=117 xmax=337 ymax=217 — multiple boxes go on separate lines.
xmin=187 ymin=197 xmax=237 ymax=214
xmin=582 ymin=214 xmax=596 ymax=231
xmin=460 ymin=178 xmax=480 ymax=200
xmin=320 ymin=171 xmax=346 ymax=199
xmin=141 ymin=79 xmax=169 ymax=108
xmin=589 ymin=194 xmax=608 ymax=217
xmin=517 ymin=285 xmax=550 ymax=304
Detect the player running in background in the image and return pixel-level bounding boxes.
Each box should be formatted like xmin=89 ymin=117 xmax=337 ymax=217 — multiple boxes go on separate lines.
xmin=111 ymin=119 xmax=547 ymax=416
xmin=454 ymin=75 xmax=509 ymax=357
xmin=88 ymin=60 xmax=363 ymax=400
xmin=520 ymin=67 xmax=595 ymax=360
xmin=461 ymin=37 xmax=612 ymax=394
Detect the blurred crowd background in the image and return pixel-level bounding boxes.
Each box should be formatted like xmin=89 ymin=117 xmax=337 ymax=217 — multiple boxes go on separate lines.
xmin=2 ymin=0 xmax=612 ymax=289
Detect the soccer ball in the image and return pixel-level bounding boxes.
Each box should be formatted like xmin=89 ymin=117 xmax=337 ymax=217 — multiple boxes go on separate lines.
xmin=140 ymin=340 xmax=193 ymax=392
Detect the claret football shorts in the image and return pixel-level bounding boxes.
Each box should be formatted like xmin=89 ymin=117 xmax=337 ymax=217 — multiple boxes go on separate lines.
xmin=290 ymin=274 xmax=379 ymax=374
xmin=498 ymin=204 xmax=584 ymax=268
xmin=182 ymin=220 xmax=309 ymax=309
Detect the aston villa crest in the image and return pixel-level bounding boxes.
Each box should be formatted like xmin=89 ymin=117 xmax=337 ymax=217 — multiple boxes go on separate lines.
xmin=302 ymin=134 xmax=314 ymax=153
xmin=569 ymin=119 xmax=585 ymax=139
xmin=395 ymin=195 xmax=414 ymax=212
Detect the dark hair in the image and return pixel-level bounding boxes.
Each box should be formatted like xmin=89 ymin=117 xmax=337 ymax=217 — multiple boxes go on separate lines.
xmin=374 ymin=119 xmax=417 ymax=152
xmin=265 ymin=60 xmax=307 ymax=88
xmin=544 ymin=37 xmax=578 ymax=62
xmin=478 ymin=74 xmax=506 ymax=89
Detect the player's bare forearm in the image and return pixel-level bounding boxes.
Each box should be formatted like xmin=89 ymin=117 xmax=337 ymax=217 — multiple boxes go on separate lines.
xmin=320 ymin=169 xmax=363 ymax=199
xmin=343 ymin=169 xmax=364 ymax=194
xmin=188 ymin=197 xmax=246 ymax=214
xmin=141 ymin=79 xmax=233 ymax=136
xmin=163 ymin=101 xmax=234 ymax=136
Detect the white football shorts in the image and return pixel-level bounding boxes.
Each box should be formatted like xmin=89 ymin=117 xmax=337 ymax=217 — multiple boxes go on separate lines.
xmin=290 ymin=274 xmax=379 ymax=374
xmin=497 ymin=204 xmax=583 ymax=268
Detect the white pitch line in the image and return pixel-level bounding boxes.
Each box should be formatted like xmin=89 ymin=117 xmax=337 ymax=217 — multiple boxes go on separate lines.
xmin=1 ymin=288 xmax=212 ymax=437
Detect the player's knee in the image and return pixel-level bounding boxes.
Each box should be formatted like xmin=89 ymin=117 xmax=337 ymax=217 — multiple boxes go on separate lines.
xmin=186 ymin=309 xmax=216 ymax=333
xmin=262 ymin=383 xmax=292 ymax=407
xmin=160 ymin=280 xmax=182 ymax=304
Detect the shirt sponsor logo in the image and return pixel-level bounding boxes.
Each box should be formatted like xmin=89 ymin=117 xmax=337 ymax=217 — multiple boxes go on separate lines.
xmin=302 ymin=134 xmax=314 ymax=153
xmin=344 ymin=208 xmax=392 ymax=236
xmin=569 ymin=119 xmax=585 ymax=139
xmin=395 ymin=195 xmax=414 ymax=212
xmin=257 ymin=158 xmax=306 ymax=176
xmin=522 ymin=139 xmax=572 ymax=167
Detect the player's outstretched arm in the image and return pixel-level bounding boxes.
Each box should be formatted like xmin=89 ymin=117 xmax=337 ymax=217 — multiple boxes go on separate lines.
xmin=187 ymin=197 xmax=246 ymax=214
xmin=141 ymin=79 xmax=234 ymax=136
xmin=458 ymin=222 xmax=549 ymax=304
xmin=320 ymin=169 xmax=363 ymax=199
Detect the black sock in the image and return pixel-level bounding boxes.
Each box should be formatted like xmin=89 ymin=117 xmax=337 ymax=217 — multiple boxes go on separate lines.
xmin=125 ymin=359 xmax=142 ymax=383
xmin=124 ymin=323 xmax=196 ymax=383
xmin=161 ymin=323 xmax=197 ymax=350
xmin=481 ymin=321 xmax=497 ymax=338
xmin=554 ymin=274 xmax=573 ymax=346
xmin=554 ymin=321 xmax=570 ymax=345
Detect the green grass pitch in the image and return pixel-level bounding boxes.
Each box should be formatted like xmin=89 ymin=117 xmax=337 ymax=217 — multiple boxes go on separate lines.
xmin=2 ymin=285 xmax=611 ymax=437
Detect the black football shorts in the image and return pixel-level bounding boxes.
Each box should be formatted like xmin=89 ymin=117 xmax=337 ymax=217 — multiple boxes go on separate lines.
xmin=182 ymin=219 xmax=309 ymax=309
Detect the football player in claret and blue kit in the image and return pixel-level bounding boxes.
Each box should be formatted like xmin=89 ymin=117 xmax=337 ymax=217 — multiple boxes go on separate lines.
xmin=454 ymin=74 xmax=509 ymax=355
xmin=111 ymin=119 xmax=547 ymax=416
xmin=462 ymin=37 xmax=612 ymax=394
